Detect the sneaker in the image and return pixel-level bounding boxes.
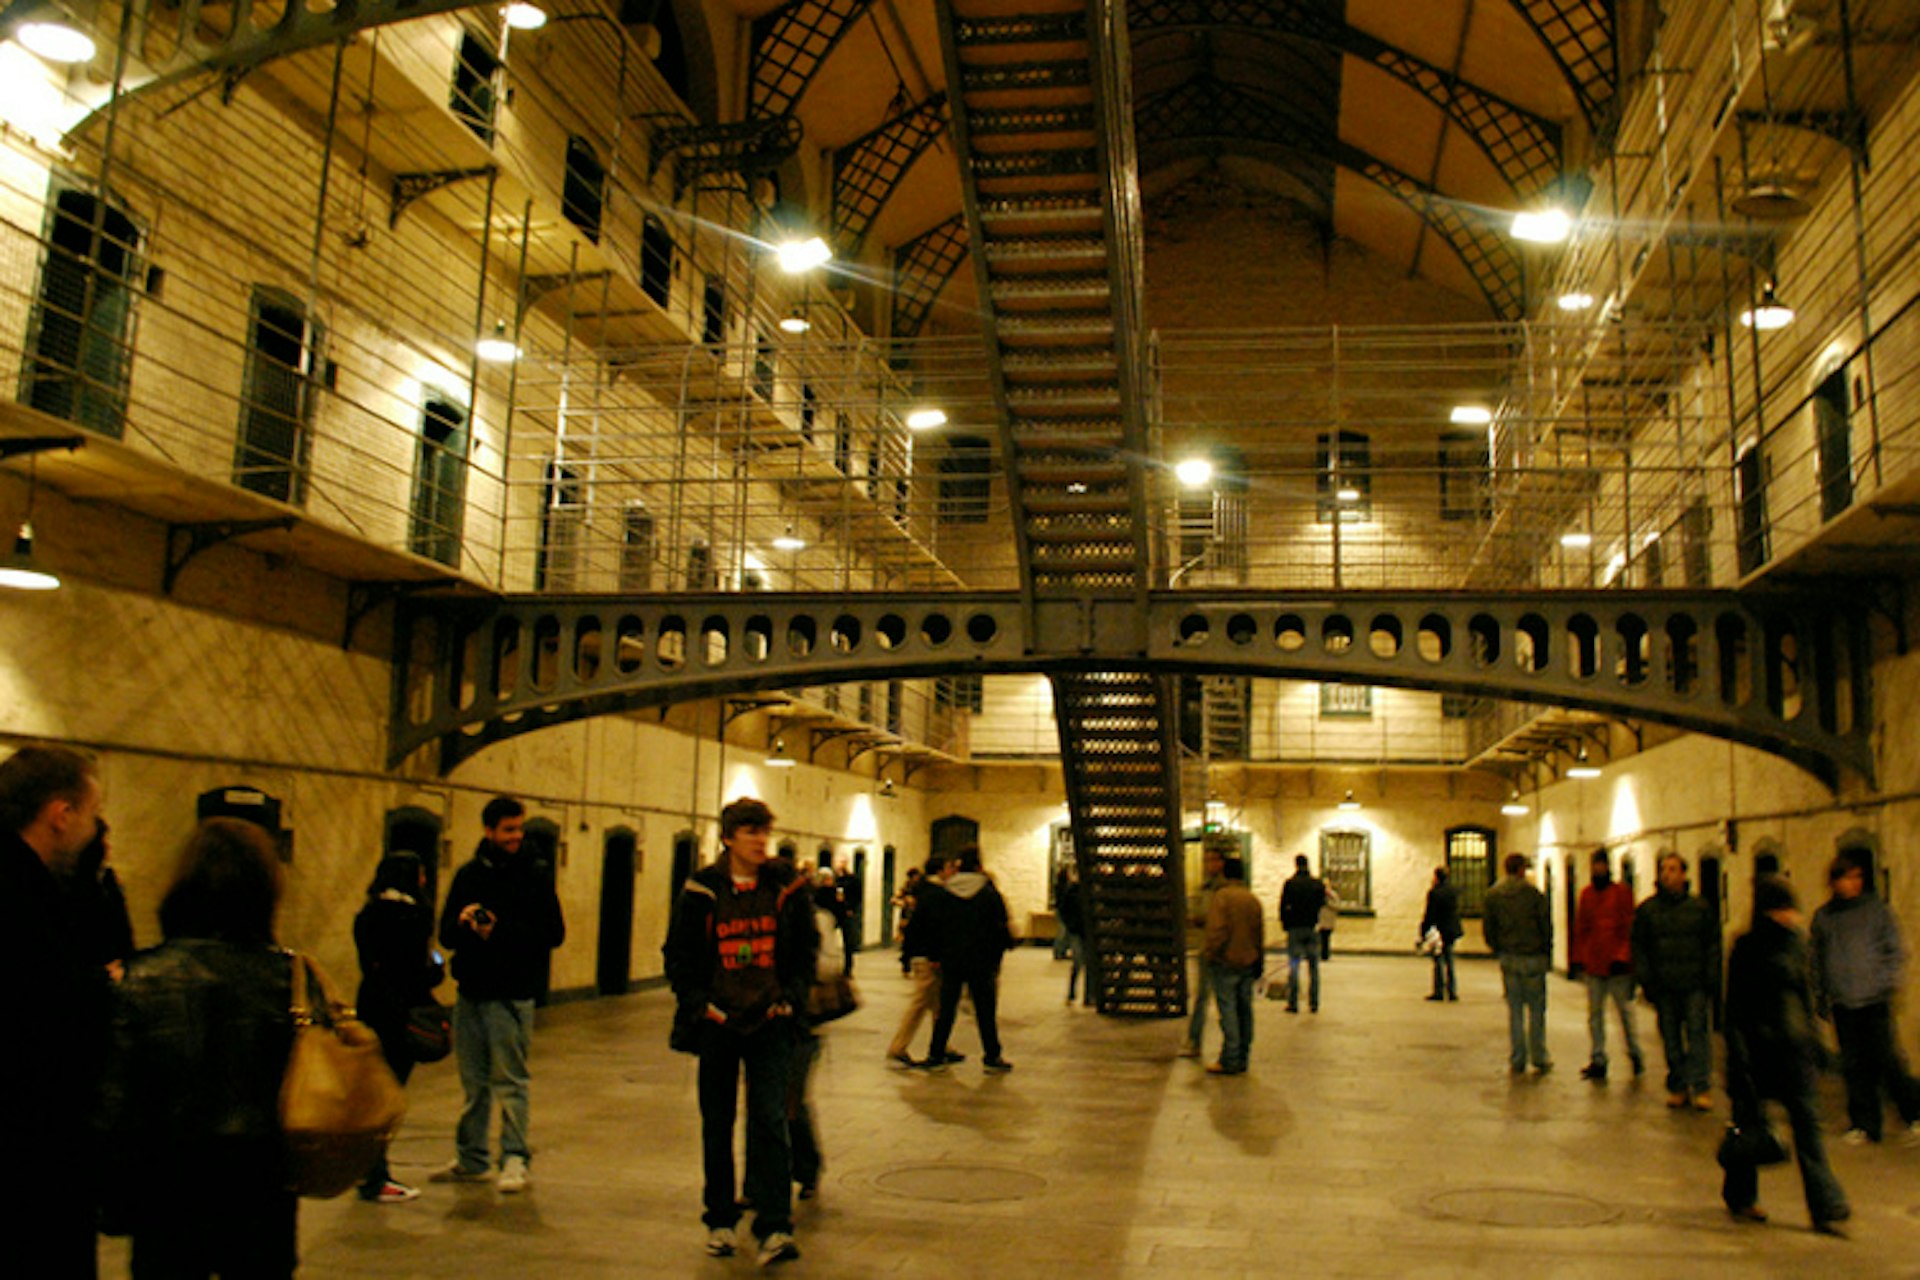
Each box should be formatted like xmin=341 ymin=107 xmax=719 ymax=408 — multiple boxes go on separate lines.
xmin=428 ymin=1161 xmax=491 ymax=1184
xmin=756 ymin=1231 xmax=800 ymax=1267
xmin=983 ymin=1057 xmax=1014 ymax=1073
xmin=1581 ymin=1062 xmax=1608 ymax=1083
xmin=1841 ymin=1128 xmax=1873 ymax=1145
xmin=914 ymin=1055 xmax=951 ymax=1071
xmin=706 ymin=1227 xmax=737 ymax=1257
xmin=1177 ymin=1040 xmax=1200 ymax=1058
xmin=1424 ymin=994 xmax=1445 ymax=1002
xmin=368 ymin=1180 xmax=420 ymax=1204
xmin=885 ymin=1050 xmax=916 ymax=1068
xmin=1666 ymin=1092 xmax=1688 ymax=1108
xmin=797 ymin=1182 xmax=817 ymax=1201
xmin=1728 ymin=1205 xmax=1769 ymax=1224
xmin=939 ymin=1050 xmax=967 ymax=1064
xmin=1533 ymin=1061 xmax=1554 ymax=1074
xmin=1690 ymin=1092 xmax=1714 ymax=1112
xmin=497 ymin=1156 xmax=529 ymax=1194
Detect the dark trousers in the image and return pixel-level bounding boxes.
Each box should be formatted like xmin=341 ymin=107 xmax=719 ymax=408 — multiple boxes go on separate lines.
xmin=132 ymin=1144 xmax=296 ymax=1279
xmin=1832 ymin=1001 xmax=1920 ymax=1140
xmin=1430 ymin=940 xmax=1457 ymax=998
xmin=928 ymin=964 xmax=1001 ymax=1061
xmin=1653 ymin=989 xmax=1712 ymax=1096
xmin=697 ymin=1022 xmax=795 ymax=1239
xmin=19 ymin=1136 xmax=96 ymax=1279
xmin=362 ymin=1020 xmax=416 ymax=1193
xmin=1722 ymin=1059 xmax=1848 ymax=1224
xmin=787 ymin=1030 xmax=822 ymax=1188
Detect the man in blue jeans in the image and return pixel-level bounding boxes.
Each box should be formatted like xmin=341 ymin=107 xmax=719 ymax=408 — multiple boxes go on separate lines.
xmin=435 ymin=795 xmax=566 ymax=1193
xmin=1633 ymin=852 xmax=1719 ymax=1108
xmin=1204 ymin=856 xmax=1264 ymax=1074
xmin=1484 ymin=852 xmax=1553 ymax=1074
xmin=1280 ymin=855 xmax=1327 ymax=1013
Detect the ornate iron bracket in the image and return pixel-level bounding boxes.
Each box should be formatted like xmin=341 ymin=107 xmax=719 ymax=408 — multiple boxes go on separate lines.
xmin=389 ymin=167 xmax=496 ymax=230
xmin=164 ymin=517 xmax=296 ymax=594
xmin=0 ymin=434 xmax=85 ymax=461
xmin=648 ymin=116 xmax=803 ymax=201
xmin=521 ymin=270 xmax=615 ymax=313
xmin=343 ymin=579 xmax=454 ymax=651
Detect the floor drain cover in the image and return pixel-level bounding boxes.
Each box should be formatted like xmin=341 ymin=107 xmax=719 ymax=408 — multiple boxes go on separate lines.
xmin=1424 ymin=1187 xmax=1619 ymax=1228
xmin=872 ymin=1164 xmax=1046 ymax=1204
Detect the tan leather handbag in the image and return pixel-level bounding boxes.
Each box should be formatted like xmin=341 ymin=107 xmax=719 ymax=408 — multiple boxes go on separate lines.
xmin=280 ymin=953 xmax=407 ymax=1198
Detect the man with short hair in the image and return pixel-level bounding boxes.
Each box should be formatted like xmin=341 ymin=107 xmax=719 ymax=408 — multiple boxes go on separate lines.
xmin=1 ymin=745 xmax=108 ymax=1278
xmin=1204 ymin=856 xmax=1264 ymax=1075
xmin=1180 ymin=845 xmax=1226 ymax=1056
xmin=435 ymin=795 xmax=566 ymax=1194
xmin=1279 ymin=854 xmax=1327 ymax=1014
xmin=1633 ymin=852 xmax=1719 ymax=1109
xmin=1810 ymin=850 xmax=1920 ymax=1145
xmin=1420 ymin=866 xmax=1463 ymax=1002
xmin=922 ymin=846 xmax=1015 ymax=1072
xmin=887 ymin=854 xmax=952 ymax=1066
xmin=664 ymin=797 xmax=816 ymax=1266
xmin=1484 ymin=852 xmax=1553 ymax=1074
xmin=1572 ymin=848 xmax=1643 ymax=1082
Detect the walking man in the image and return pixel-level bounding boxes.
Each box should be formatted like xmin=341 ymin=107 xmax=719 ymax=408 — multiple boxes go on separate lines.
xmin=664 ymin=797 xmax=816 ymax=1266
xmin=435 ymin=795 xmax=566 ymax=1193
xmin=1633 ymin=852 xmax=1719 ymax=1109
xmin=1484 ymin=853 xmax=1553 ymax=1074
xmin=1810 ymin=850 xmax=1920 ymax=1145
xmin=886 ymin=854 xmax=952 ymax=1066
xmin=1180 ymin=845 xmax=1226 ymax=1056
xmin=922 ymin=846 xmax=1016 ymax=1073
xmin=1573 ymin=848 xmax=1642 ymax=1082
xmin=1421 ymin=866 xmax=1463 ymax=1001
xmin=1280 ymin=854 xmax=1327 ymax=1013
xmin=1204 ymin=856 xmax=1264 ymax=1075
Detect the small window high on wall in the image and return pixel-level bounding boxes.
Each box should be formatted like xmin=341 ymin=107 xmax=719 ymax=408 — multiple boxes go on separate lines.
xmin=1320 ymin=829 xmax=1371 ymax=910
xmin=563 ymin=136 xmax=605 ymax=244
xmin=1316 ymin=430 xmax=1371 ymax=521
xmin=537 ymin=459 xmax=584 ymax=591
xmin=701 ymin=279 xmax=727 ymax=347
xmin=1813 ymin=368 xmax=1853 ymax=521
xmin=1445 ymin=825 xmax=1496 ymax=917
xmin=234 ymin=287 xmax=324 ymax=505
xmin=450 ymin=31 xmax=500 ymax=144
xmin=619 ymin=503 xmax=654 ymax=590
xmin=640 ymin=215 xmax=674 ymax=307
xmin=410 ymin=392 xmax=469 ymax=567
xmin=1438 ymin=429 xmax=1492 ymax=521
xmin=1734 ymin=443 xmax=1768 ymax=576
xmin=26 ymin=186 xmax=141 ymax=438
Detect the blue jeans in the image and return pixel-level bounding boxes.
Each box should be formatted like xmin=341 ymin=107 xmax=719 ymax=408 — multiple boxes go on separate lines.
xmin=1498 ymin=953 xmax=1550 ymax=1070
xmin=1211 ymin=963 xmax=1255 ymax=1071
xmin=1430 ymin=939 xmax=1457 ymax=998
xmin=1064 ymin=929 xmax=1087 ymax=1003
xmin=699 ymin=1021 xmax=796 ymax=1238
xmin=1654 ymin=988 xmax=1712 ymax=1095
xmin=1584 ymin=972 xmax=1641 ymax=1068
xmin=454 ymin=995 xmax=534 ymax=1170
xmin=1187 ymin=957 xmax=1214 ymax=1045
xmin=1286 ymin=927 xmax=1319 ymax=1010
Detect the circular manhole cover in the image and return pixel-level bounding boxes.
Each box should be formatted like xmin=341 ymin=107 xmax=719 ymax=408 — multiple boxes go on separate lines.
xmin=1424 ymin=1187 xmax=1619 ymax=1228
xmin=871 ymin=1163 xmax=1047 ymax=1204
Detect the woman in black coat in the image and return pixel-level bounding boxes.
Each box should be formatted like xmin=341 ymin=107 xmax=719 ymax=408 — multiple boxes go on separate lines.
xmin=354 ymin=852 xmax=442 ymax=1203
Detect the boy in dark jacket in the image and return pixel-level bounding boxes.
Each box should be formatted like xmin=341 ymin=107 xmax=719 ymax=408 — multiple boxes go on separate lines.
xmin=1632 ymin=852 xmax=1720 ymax=1108
xmin=663 ymin=798 xmax=817 ymax=1267
xmin=434 ymin=795 xmax=565 ymax=1193
xmin=922 ymin=845 xmax=1016 ymax=1072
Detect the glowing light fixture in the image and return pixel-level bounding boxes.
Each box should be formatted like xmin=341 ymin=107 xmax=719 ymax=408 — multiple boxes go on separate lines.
xmin=16 ymin=20 xmax=95 ymax=64
xmin=475 ymin=320 xmax=519 ymax=363
xmin=1449 ymin=405 xmax=1492 ymax=426
xmin=1501 ymin=791 xmax=1530 ymax=817
xmin=503 ymin=2 xmax=549 ymax=29
xmin=778 ymin=310 xmax=811 ymax=335
xmin=1338 ymin=789 xmax=1361 ymax=812
xmin=879 ymin=776 xmax=896 ymax=798
xmin=1739 ymin=281 xmax=1795 ymax=331
xmin=905 ymin=407 xmax=947 ymax=430
xmin=1557 ymin=291 xmax=1594 ymax=311
xmin=1175 ymin=457 xmax=1213 ymax=487
xmin=1560 ymin=531 xmax=1593 ymax=549
xmin=765 ymin=738 xmax=797 ymax=768
xmin=1511 ymin=207 xmax=1572 ymax=244
xmin=1336 ymin=486 xmax=1361 ymax=502
xmin=1567 ymin=747 xmax=1602 ymax=779
xmin=771 ymin=526 xmax=806 ymax=552
xmin=0 ymin=522 xmax=58 ymax=591
xmin=774 ymin=236 xmax=832 ymax=273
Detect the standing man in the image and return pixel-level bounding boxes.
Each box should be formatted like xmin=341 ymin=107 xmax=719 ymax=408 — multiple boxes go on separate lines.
xmin=1179 ymin=845 xmax=1226 ymax=1057
xmin=886 ymin=854 xmax=952 ymax=1066
xmin=1633 ymin=852 xmax=1720 ymax=1109
xmin=1203 ymin=856 xmax=1264 ymax=1075
xmin=435 ymin=795 xmax=566 ymax=1194
xmin=1420 ymin=866 xmax=1463 ymax=1002
xmin=1484 ymin=853 xmax=1553 ymax=1074
xmin=1572 ymin=848 xmax=1643 ymax=1083
xmin=922 ymin=846 xmax=1015 ymax=1073
xmin=2 ymin=746 xmax=108 ymax=1278
xmin=664 ymin=797 xmax=816 ymax=1266
xmin=1810 ymin=850 xmax=1920 ymax=1145
xmin=1057 ymin=859 xmax=1089 ymax=1006
xmin=1280 ymin=854 xmax=1327 ymax=1014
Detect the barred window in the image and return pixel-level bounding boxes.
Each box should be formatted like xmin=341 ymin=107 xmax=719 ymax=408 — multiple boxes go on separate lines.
xmin=1445 ymin=825 xmax=1496 ymax=917
xmin=1320 ymin=829 xmax=1371 ymax=910
xmin=1319 ymin=683 xmax=1372 ymax=718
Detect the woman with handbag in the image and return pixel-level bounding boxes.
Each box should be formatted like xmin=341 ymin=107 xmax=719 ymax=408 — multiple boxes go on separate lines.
xmin=354 ymin=852 xmax=443 ymax=1204
xmin=97 ymin=818 xmax=300 ymax=1277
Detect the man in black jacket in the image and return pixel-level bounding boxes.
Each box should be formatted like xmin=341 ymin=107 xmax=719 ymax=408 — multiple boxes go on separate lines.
xmin=1633 ymin=852 xmax=1720 ymax=1109
xmin=922 ymin=845 xmax=1016 ymax=1072
xmin=1 ymin=746 xmax=107 ymax=1279
xmin=434 ymin=795 xmax=565 ymax=1194
xmin=1421 ymin=866 xmax=1464 ymax=1002
xmin=663 ymin=797 xmax=816 ymax=1267
xmin=1280 ymin=855 xmax=1328 ymax=1013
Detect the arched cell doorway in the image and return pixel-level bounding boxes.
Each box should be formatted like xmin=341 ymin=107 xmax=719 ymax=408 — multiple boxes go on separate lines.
xmin=522 ymin=816 xmax=562 ymax=1004
xmin=670 ymin=830 xmax=698 ymax=912
xmin=598 ymin=827 xmax=638 ymax=996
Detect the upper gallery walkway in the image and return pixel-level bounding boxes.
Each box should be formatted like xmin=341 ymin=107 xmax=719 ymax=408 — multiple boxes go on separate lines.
xmin=105 ymin=949 xmax=1920 ymax=1278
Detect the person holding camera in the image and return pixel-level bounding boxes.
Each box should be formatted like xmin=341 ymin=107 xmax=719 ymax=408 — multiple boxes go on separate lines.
xmin=433 ymin=796 xmax=565 ymax=1194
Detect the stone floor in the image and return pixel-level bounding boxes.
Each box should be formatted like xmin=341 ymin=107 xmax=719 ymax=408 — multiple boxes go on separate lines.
xmin=103 ymin=949 xmax=1920 ymax=1278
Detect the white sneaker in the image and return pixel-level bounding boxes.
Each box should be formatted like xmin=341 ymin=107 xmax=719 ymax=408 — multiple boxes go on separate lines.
xmin=1841 ymin=1128 xmax=1872 ymax=1146
xmin=706 ymin=1227 xmax=737 ymax=1257
xmin=1907 ymin=1121 xmax=1920 ymax=1148
xmin=498 ymin=1155 xmax=530 ymax=1193
xmin=756 ymin=1231 xmax=800 ymax=1268
xmin=428 ymin=1160 xmax=491 ymax=1183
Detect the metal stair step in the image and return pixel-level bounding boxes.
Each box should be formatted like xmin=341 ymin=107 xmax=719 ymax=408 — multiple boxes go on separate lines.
xmin=959 ymin=61 xmax=1094 ymax=93
xmin=978 ymin=192 xmax=1102 ymax=224
xmin=967 ymin=105 xmax=1097 ymax=136
xmin=953 ymin=12 xmax=1088 ymax=45
xmin=971 ymin=148 xmax=1098 ymax=180
xmin=989 ymin=273 xmax=1111 ymax=301
xmin=985 ymin=237 xmax=1108 ymax=264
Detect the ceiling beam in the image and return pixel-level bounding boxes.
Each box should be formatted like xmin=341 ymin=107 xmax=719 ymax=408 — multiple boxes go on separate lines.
xmin=832 ymin=93 xmax=950 ymax=258
xmin=750 ymin=0 xmax=877 ymax=119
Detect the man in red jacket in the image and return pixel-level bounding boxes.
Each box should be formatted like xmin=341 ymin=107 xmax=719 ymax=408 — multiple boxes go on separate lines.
xmin=1573 ymin=847 xmax=1643 ymax=1082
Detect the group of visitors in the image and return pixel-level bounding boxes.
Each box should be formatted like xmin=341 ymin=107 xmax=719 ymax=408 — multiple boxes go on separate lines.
xmin=884 ymin=845 xmax=1017 ymax=1072
xmin=2 ymin=746 xmax=567 ymax=1278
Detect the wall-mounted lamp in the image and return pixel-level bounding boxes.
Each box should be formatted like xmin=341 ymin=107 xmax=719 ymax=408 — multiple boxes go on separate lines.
xmin=905 ymin=407 xmax=947 ymax=430
xmin=1556 ymin=292 xmax=1594 ymax=312
xmin=879 ymin=776 xmax=896 ymax=799
xmin=774 ymin=236 xmax=832 ymax=274
xmin=1449 ymin=405 xmax=1493 ymax=426
xmin=1175 ymin=457 xmax=1213 ymax=487
xmin=503 ymin=2 xmax=549 ymax=30
xmin=1739 ymin=281 xmax=1796 ymax=331
xmin=14 ymin=16 xmax=95 ymax=64
xmin=777 ymin=308 xmax=811 ymax=335
xmin=1501 ymin=790 xmax=1530 ymax=816
xmin=1560 ymin=530 xmax=1593 ymax=549
xmin=1567 ymin=747 xmax=1602 ymax=779
xmin=1510 ymin=207 xmax=1572 ymax=244
xmin=771 ymin=525 xmax=805 ymax=552
xmin=1337 ymin=789 xmax=1361 ymax=812
xmin=0 ymin=435 xmax=82 ymax=592
xmin=475 ymin=320 xmax=520 ymax=362
xmin=764 ymin=737 xmax=797 ymax=768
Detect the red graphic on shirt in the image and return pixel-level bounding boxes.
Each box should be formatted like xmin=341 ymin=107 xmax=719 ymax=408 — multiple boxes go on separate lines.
xmin=715 ymin=912 xmax=778 ymax=971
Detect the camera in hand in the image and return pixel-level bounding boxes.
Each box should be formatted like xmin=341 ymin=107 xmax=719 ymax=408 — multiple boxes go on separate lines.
xmin=471 ymin=906 xmax=495 ymax=928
